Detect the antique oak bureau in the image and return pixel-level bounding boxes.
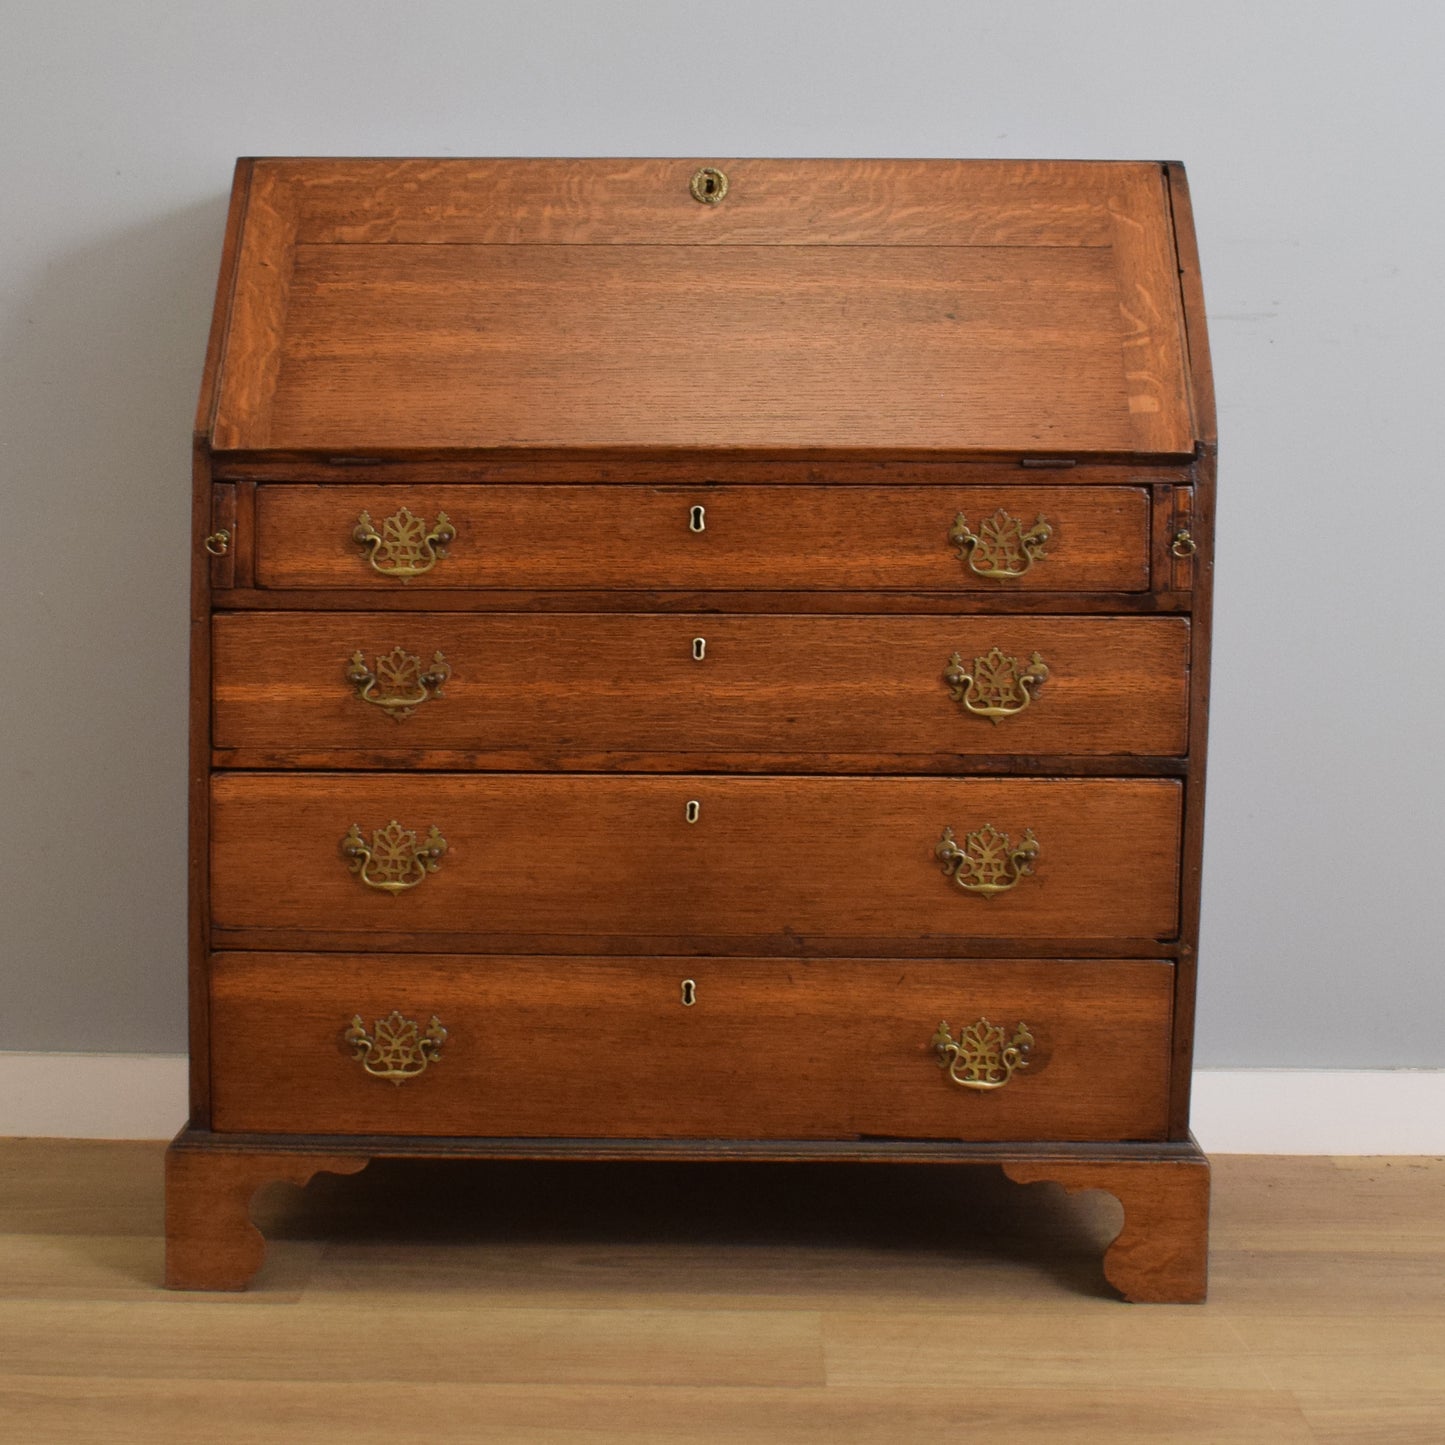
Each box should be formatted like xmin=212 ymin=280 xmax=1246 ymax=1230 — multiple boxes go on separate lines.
xmin=168 ymin=158 xmax=1215 ymax=1301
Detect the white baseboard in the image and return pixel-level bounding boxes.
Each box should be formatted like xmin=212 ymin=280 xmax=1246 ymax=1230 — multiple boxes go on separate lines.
xmin=2 ymin=1053 xmax=1442 ymax=1153
xmin=1 ymin=1052 xmax=190 ymax=1141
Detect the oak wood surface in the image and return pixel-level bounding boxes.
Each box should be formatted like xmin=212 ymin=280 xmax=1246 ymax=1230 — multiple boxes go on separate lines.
xmin=270 ymin=243 xmax=1144 ymax=453
xmin=6 ymin=1144 xmax=1440 ymax=1442
xmin=212 ymin=612 xmax=1189 ymax=761
xmin=219 ymin=456 xmax=1193 ymax=484
xmin=184 ymin=156 xmax=1216 ymax=1305
xmin=251 ymin=483 xmax=1152 ymax=593
xmin=1161 ymin=162 xmax=1217 ymax=1137
xmin=206 ymin=954 xmax=1173 ymax=1141
xmin=208 ymin=774 xmax=1182 ymax=947
xmin=1004 ymin=1153 xmax=1209 ymax=1302
xmin=210 ymin=159 xmax=1195 ymax=457
xmin=165 ymin=1145 xmax=367 ymax=1290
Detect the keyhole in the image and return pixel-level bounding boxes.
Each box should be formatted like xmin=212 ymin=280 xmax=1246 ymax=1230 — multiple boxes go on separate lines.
xmin=689 ymin=504 xmax=706 ymax=533
xmin=681 ymin=979 xmax=697 ymax=1007
xmin=685 ymin=799 xmax=700 ymax=824
xmin=692 ymin=637 xmax=706 ymax=661
xmin=690 ymin=167 xmax=729 ymax=205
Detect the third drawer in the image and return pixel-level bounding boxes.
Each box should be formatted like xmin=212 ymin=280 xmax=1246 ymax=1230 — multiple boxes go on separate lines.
xmin=210 ymin=774 xmax=1182 ymax=950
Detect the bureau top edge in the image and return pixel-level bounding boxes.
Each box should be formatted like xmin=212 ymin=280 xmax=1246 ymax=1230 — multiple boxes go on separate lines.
xmin=198 ymin=158 xmax=1213 ymax=461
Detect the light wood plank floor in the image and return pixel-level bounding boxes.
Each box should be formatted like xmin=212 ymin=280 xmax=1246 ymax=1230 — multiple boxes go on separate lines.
xmin=0 ymin=1142 xmax=1441 ymax=1442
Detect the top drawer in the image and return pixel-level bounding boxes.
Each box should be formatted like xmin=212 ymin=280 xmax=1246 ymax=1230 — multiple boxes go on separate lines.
xmin=250 ymin=485 xmax=1151 ymax=592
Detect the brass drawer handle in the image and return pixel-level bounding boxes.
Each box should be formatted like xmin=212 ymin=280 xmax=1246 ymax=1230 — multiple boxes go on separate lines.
xmin=944 ymin=647 xmax=1048 ymax=724
xmin=342 ymin=820 xmax=448 ymax=893
xmin=950 ymin=509 xmax=1052 ymax=579
xmin=203 ymin=529 xmax=231 ymax=556
xmin=346 ymin=647 xmax=451 ymax=721
xmin=353 ymin=506 xmax=456 ymax=578
xmin=935 ymin=823 xmax=1038 ymax=898
xmin=345 ymin=1010 xmax=447 ymax=1085
xmin=931 ymin=1017 xmax=1034 ymax=1090
xmin=1171 ymin=528 xmax=1198 ymax=558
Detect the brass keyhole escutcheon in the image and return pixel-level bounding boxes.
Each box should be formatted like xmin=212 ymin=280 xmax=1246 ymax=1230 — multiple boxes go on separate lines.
xmin=692 ymin=637 xmax=707 ymax=661
xmin=681 ymin=979 xmax=697 ymax=1007
xmin=685 ymin=800 xmax=701 ymax=825
xmin=690 ymin=167 xmax=729 ymax=205
xmin=689 ymin=504 xmax=707 ymax=533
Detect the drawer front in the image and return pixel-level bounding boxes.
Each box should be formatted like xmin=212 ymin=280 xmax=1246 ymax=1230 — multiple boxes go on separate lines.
xmin=252 ymin=484 xmax=1151 ymax=592
xmin=209 ymin=953 xmax=1174 ymax=1141
xmin=213 ymin=613 xmax=1190 ymax=763
xmin=210 ymin=774 xmax=1181 ymax=948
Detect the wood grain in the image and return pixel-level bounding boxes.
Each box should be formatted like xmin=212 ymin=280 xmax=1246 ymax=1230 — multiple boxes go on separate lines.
xmin=269 ymin=242 xmax=1139 ymax=453
xmin=164 ymin=1143 xmax=368 ymax=1290
xmin=206 ymin=954 xmax=1174 ymax=1141
xmin=205 ymin=158 xmax=1196 ymax=457
xmin=252 ymin=483 xmax=1153 ymax=593
xmin=212 ymin=612 xmax=1190 ymax=761
xmin=208 ymin=774 xmax=1182 ymax=948
xmin=184 ymin=157 xmax=1216 ymax=1305
xmin=1004 ymin=1153 xmax=1210 ymax=1302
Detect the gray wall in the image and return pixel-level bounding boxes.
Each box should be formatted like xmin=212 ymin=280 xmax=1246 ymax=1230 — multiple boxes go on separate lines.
xmin=2 ymin=1 xmax=1441 ymax=1065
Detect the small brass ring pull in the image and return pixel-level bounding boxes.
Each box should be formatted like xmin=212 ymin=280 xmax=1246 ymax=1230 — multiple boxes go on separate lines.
xmin=950 ymin=509 xmax=1052 ymax=580
xmin=931 ymin=1017 xmax=1034 ymax=1090
xmin=692 ymin=637 xmax=707 ymax=661
xmin=203 ymin=529 xmax=231 ymax=556
xmin=680 ymin=979 xmax=697 ymax=1007
xmin=944 ymin=648 xmax=1049 ymax=725
xmin=936 ymin=823 xmax=1039 ymax=898
xmin=689 ymin=504 xmax=707 ymax=533
xmin=353 ymin=506 xmax=456 ymax=579
xmin=342 ymin=820 xmax=448 ymax=893
xmin=346 ymin=647 xmax=451 ymax=722
xmin=345 ymin=1010 xmax=447 ymax=1085
xmin=690 ymin=167 xmax=729 ymax=204
xmin=1171 ymin=529 xmax=1198 ymax=558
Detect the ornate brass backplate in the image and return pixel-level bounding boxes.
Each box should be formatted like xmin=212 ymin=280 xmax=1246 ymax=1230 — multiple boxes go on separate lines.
xmin=345 ymin=1010 xmax=447 ymax=1085
xmin=346 ymin=647 xmax=451 ymax=721
xmin=944 ymin=647 xmax=1049 ymax=724
xmin=931 ymin=1017 xmax=1034 ymax=1090
xmin=353 ymin=506 xmax=456 ymax=579
xmin=342 ymin=820 xmax=448 ymax=893
xmin=935 ymin=823 xmax=1039 ymax=898
xmin=950 ymin=508 xmax=1052 ymax=579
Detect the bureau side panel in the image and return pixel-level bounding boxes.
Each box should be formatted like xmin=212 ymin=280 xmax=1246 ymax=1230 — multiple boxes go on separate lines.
xmin=188 ymin=163 xmax=256 ymax=1125
xmin=1164 ymin=162 xmax=1216 ymax=1138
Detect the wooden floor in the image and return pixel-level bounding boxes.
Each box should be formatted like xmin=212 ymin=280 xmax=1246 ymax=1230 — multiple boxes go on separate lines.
xmin=0 ymin=1142 xmax=1441 ymax=1442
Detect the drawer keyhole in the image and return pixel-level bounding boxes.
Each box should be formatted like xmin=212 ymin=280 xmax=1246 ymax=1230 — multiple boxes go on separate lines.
xmin=689 ymin=504 xmax=706 ymax=533
xmin=685 ymin=799 xmax=701 ymax=824
xmin=681 ymin=979 xmax=697 ymax=1007
xmin=692 ymin=637 xmax=707 ymax=662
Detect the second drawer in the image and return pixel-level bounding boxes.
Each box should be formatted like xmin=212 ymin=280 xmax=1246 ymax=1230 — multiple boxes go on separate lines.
xmin=213 ymin=613 xmax=1190 ymax=765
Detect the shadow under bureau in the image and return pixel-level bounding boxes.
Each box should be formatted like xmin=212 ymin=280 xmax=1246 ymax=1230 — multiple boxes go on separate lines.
xmin=169 ymin=157 xmax=1215 ymax=1301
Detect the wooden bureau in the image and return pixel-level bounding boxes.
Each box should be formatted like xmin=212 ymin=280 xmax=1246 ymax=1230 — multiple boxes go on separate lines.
xmin=168 ymin=158 xmax=1215 ymax=1301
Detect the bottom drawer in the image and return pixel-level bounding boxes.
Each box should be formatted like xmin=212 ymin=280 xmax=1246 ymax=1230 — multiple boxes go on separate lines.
xmin=209 ymin=954 xmax=1174 ymax=1142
